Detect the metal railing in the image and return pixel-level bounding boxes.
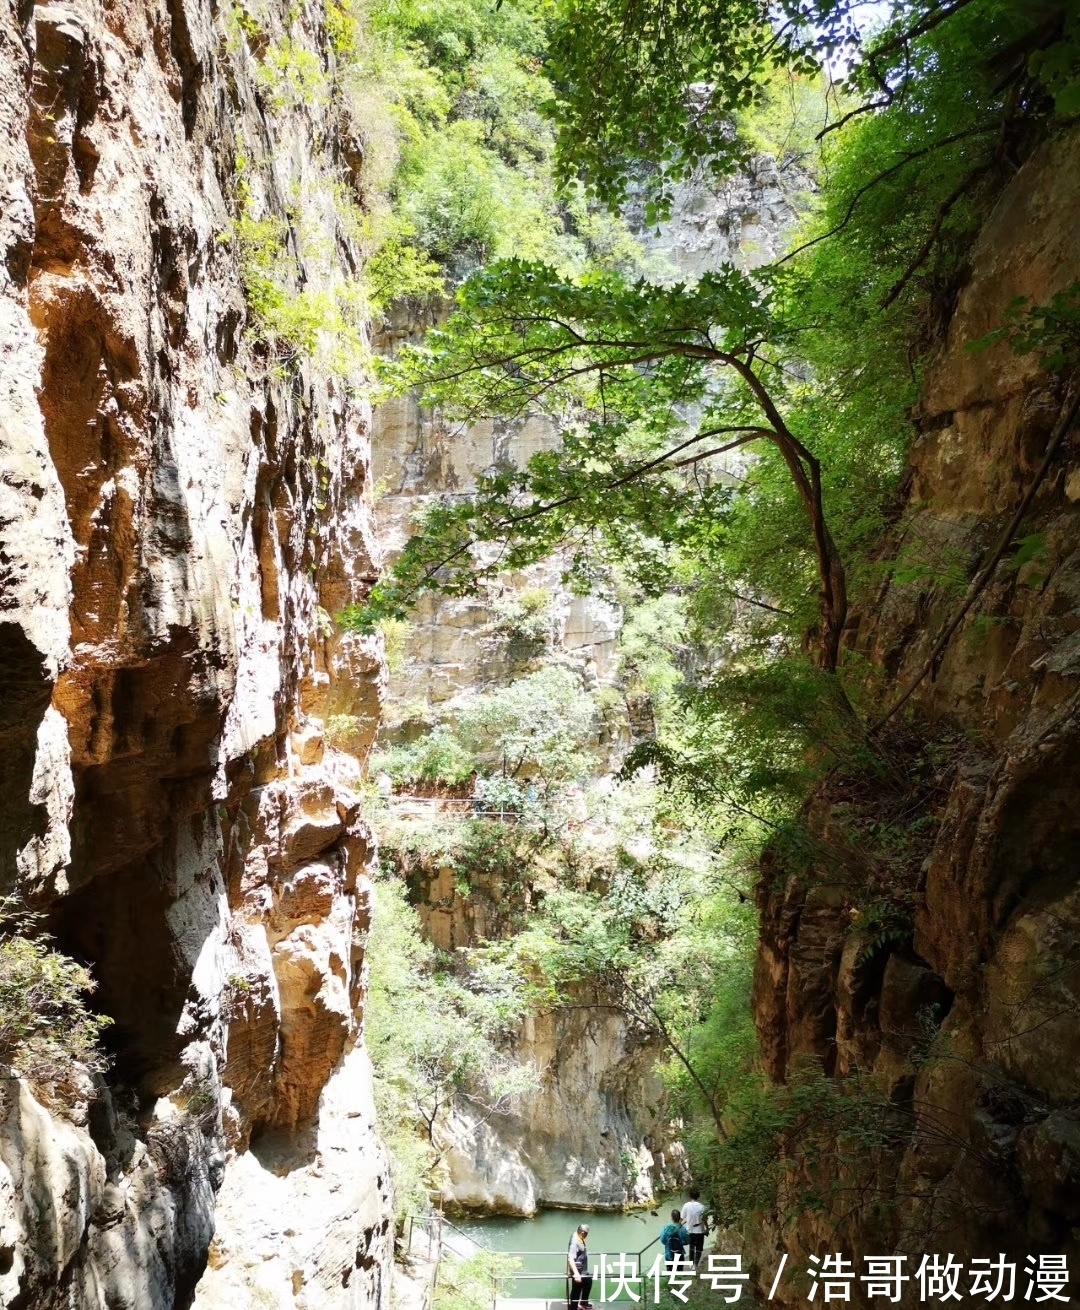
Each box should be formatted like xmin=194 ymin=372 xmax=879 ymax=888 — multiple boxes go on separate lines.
xmin=404 ymin=1211 xmax=452 ymax=1310
xmin=490 ymin=1238 xmax=662 ymax=1309
xmin=405 ymin=1212 xmax=663 ymax=1310
xmin=390 ymin=795 xmax=528 ymax=823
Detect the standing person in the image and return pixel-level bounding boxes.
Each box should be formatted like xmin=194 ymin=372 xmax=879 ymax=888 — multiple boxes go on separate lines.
xmin=658 ymin=1210 xmax=688 ymax=1265
xmin=681 ymin=1188 xmax=708 ymax=1266
xmin=567 ymin=1222 xmax=593 ymax=1309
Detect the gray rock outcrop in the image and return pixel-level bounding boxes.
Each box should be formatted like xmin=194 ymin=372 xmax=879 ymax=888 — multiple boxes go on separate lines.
xmin=439 ymin=1001 xmax=687 ymax=1215
xmin=397 ymin=861 xmax=686 ymax=1214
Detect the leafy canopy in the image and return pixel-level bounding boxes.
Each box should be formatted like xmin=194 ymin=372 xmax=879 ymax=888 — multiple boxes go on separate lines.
xmin=356 ymin=253 xmax=851 ymax=668
xmin=545 ymin=0 xmax=1080 ymax=215
xmin=371 ymin=665 xmax=599 ymax=803
xmin=355 ymin=0 xmax=1080 ymax=687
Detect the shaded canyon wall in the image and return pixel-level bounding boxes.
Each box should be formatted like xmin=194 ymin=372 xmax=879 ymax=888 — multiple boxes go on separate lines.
xmin=372 ymin=324 xmax=679 ymax=1215
xmin=400 ymin=855 xmax=686 ymax=1214
xmin=749 ymin=126 xmax=1080 ymax=1300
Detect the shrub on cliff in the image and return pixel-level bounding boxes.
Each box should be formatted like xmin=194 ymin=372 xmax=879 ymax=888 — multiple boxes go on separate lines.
xmin=434 ymin=1251 xmax=522 ymax=1310
xmin=0 ymin=899 xmax=110 ymax=1101
xmin=372 ymin=725 xmax=476 ymax=788
xmin=370 ymin=665 xmax=598 ymax=801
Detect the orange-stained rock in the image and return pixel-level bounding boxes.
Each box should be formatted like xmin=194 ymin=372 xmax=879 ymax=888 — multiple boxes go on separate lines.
xmin=0 ymin=0 xmax=391 ymax=1302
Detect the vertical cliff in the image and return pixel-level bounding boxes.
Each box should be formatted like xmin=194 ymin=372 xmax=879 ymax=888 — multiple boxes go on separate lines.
xmin=373 ymin=333 xmax=621 ymax=712
xmin=749 ymin=126 xmax=1080 ymax=1295
xmin=0 ymin=0 xmax=393 ymax=1304
xmin=383 ymin=853 xmax=685 ymax=1215
xmin=373 ymin=288 xmax=686 ymax=1213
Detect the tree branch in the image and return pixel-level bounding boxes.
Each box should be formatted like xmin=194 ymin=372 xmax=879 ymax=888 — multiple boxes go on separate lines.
xmin=617 ymin=974 xmax=729 ymax=1140
xmin=880 ymin=158 xmax=995 ymax=308
xmin=776 ymin=122 xmax=1000 ymax=267
xmin=870 ymin=0 xmax=980 ymax=61
xmin=872 ymin=382 xmax=1080 ymax=732
xmin=409 ymin=426 xmax=776 ymax=590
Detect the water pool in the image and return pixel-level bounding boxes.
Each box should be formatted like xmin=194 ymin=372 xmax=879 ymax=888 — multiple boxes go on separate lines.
xmin=452 ymin=1203 xmax=678 ymax=1304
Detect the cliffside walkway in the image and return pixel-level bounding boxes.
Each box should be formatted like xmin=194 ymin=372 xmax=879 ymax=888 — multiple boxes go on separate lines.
xmin=387 ymin=794 xmax=527 ymax=823
xmin=487 ymin=1245 xmax=662 ymax=1310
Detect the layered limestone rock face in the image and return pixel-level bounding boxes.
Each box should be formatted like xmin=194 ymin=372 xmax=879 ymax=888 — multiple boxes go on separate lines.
xmin=373 ymin=371 xmax=622 ymax=711
xmin=749 ymin=126 xmax=1080 ymax=1301
xmin=0 ymin=0 xmax=392 ymax=1304
xmin=439 ymin=1002 xmax=687 ymax=1215
xmin=627 ymin=152 xmax=813 ymax=282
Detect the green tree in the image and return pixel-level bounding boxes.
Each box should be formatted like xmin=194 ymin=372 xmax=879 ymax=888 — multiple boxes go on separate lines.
xmin=545 ymin=0 xmax=1080 ymax=216
xmin=0 ymin=899 xmax=110 ymax=1099
xmin=367 ymin=259 xmax=851 ymax=670
xmin=434 ymin=1251 xmax=523 ymax=1310
xmin=478 ymin=855 xmax=757 ymax=1140
xmin=355 ymin=0 xmax=1080 ymax=690
xmin=371 ymin=665 xmax=599 ymax=818
xmin=457 ymin=666 xmax=596 ymax=791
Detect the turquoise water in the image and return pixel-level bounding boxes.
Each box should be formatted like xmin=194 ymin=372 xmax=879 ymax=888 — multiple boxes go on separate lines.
xmin=455 ymin=1204 xmax=677 ymax=1303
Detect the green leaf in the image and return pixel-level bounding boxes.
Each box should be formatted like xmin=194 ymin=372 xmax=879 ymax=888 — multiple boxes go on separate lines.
xmin=1010 ymin=533 xmax=1047 ymax=571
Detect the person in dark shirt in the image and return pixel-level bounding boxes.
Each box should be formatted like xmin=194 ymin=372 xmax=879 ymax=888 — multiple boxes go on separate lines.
xmin=567 ymin=1223 xmax=593 ymax=1309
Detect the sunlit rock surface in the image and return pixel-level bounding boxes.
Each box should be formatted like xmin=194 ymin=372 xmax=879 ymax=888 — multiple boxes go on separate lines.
xmin=0 ymin=0 xmax=392 ymax=1302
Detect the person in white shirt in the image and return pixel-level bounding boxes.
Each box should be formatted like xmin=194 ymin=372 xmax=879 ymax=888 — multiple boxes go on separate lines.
xmin=680 ymin=1188 xmax=708 ymax=1266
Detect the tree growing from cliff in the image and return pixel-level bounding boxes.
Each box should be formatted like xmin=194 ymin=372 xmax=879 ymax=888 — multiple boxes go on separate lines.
xmin=477 ymin=856 xmax=758 ymax=1142
xmin=354 ymin=0 xmax=1080 ymax=686
xmin=365 ymin=260 xmax=852 ymax=672
xmin=0 ymin=898 xmax=110 ymax=1101
xmin=371 ymin=666 xmax=600 ymax=825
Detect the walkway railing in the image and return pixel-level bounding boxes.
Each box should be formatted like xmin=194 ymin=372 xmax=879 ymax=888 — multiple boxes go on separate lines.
xmin=490 ymin=1239 xmax=662 ymax=1310
xmin=405 ymin=1212 xmax=662 ymax=1310
xmin=389 ymin=795 xmax=528 ymax=823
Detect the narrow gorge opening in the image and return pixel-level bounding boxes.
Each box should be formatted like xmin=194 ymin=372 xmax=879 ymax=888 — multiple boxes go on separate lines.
xmin=1 ymin=0 xmax=1079 ymax=1307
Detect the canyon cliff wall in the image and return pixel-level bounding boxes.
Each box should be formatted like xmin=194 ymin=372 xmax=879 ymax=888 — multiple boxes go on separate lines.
xmin=0 ymin=0 xmax=393 ymax=1305
xmin=372 ymin=317 xmax=653 ymax=1215
xmin=749 ymin=126 xmax=1080 ymax=1300
xmin=373 ymin=343 xmax=621 ymax=714
xmin=439 ymin=995 xmax=685 ymax=1216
